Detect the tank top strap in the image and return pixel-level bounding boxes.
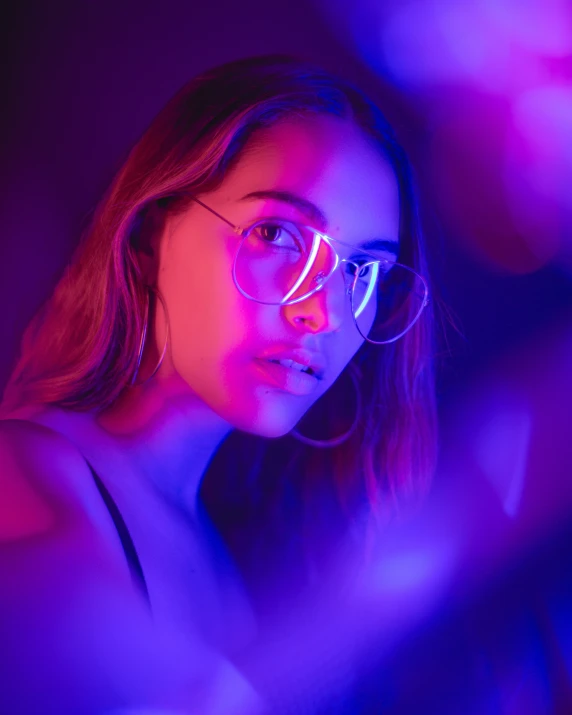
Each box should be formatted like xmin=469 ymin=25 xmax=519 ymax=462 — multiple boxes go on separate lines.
xmin=2 ymin=418 xmax=151 ymax=608
xmin=85 ymin=459 xmax=151 ymax=609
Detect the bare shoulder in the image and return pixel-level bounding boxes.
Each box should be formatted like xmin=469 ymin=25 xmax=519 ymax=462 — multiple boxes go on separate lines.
xmin=0 ymin=417 xmax=185 ymax=713
xmin=0 ymin=411 xmax=89 ymax=462
xmin=0 ymin=415 xmax=97 ymax=541
xmin=0 ymin=412 xmax=88 ymax=455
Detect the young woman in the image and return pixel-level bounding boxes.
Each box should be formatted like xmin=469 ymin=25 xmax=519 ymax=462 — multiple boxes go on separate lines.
xmin=0 ymin=54 xmax=437 ymax=713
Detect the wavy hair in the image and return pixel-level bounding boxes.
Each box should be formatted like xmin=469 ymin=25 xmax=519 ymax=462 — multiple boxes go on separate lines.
xmin=1 ymin=55 xmax=437 ymax=572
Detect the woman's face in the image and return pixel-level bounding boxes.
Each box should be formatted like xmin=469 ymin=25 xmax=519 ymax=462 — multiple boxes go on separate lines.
xmin=155 ymin=114 xmax=399 ymax=437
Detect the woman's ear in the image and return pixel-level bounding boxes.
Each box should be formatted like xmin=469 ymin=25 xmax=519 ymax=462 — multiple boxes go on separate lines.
xmin=131 ymin=201 xmax=168 ymax=285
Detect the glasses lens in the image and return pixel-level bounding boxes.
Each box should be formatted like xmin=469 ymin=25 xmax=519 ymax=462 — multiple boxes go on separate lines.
xmin=234 ymin=220 xmax=337 ymax=304
xmin=350 ymin=261 xmax=427 ymax=344
xmin=234 ymin=220 xmax=427 ymax=343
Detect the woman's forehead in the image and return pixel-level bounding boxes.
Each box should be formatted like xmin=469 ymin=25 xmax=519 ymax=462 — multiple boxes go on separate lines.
xmin=219 ymin=115 xmax=400 ymax=240
xmin=235 ymin=115 xmax=389 ymax=184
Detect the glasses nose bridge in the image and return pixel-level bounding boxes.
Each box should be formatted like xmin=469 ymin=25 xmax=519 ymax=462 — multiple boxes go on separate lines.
xmin=308 ymin=234 xmax=349 ymax=285
xmin=319 ymin=233 xmax=363 ymax=280
xmin=285 ymin=261 xmax=349 ymax=335
xmin=320 ymin=256 xmax=359 ymax=298
xmin=305 ymin=265 xmax=357 ymax=326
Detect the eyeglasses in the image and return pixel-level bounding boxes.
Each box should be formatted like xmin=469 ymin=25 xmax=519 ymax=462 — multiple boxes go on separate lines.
xmin=190 ymin=196 xmax=429 ymax=345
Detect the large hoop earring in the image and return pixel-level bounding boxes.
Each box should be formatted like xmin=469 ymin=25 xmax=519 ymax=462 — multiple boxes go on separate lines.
xmin=130 ymin=285 xmax=169 ymax=387
xmin=290 ymin=365 xmax=362 ymax=448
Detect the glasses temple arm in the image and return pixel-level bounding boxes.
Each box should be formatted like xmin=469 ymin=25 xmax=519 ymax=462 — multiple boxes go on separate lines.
xmin=190 ymin=196 xmax=244 ymax=234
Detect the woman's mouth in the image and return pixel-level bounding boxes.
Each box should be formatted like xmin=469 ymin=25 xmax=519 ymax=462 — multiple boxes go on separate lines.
xmin=267 ymin=358 xmax=316 ymax=376
xmin=254 ymin=358 xmax=320 ymax=396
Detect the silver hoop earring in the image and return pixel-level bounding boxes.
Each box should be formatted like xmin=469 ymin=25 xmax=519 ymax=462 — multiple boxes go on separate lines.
xmin=130 ymin=285 xmax=169 ymax=386
xmin=290 ymin=365 xmax=362 ymax=448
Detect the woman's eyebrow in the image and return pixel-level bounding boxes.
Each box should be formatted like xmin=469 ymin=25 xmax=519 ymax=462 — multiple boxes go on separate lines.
xmin=240 ymin=190 xmax=328 ymax=230
xmin=357 ymin=239 xmax=400 ymax=258
xmin=240 ymin=190 xmax=399 ymax=257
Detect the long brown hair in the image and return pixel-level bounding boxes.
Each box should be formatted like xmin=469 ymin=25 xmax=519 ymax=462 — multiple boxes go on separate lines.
xmin=1 ymin=54 xmax=437 ymax=562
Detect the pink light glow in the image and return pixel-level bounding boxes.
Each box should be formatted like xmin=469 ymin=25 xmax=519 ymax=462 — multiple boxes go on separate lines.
xmin=317 ymin=0 xmax=572 ymax=273
xmin=381 ymin=0 xmax=571 ymax=92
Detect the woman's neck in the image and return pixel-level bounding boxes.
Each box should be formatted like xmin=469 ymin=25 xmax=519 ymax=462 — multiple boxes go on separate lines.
xmin=93 ymin=373 xmax=233 ymax=518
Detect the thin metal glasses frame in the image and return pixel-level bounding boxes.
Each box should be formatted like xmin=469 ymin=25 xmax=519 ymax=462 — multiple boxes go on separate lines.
xmin=190 ymin=196 xmax=430 ymax=345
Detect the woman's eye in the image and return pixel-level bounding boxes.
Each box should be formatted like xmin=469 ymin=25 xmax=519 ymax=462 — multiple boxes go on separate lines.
xmin=257 ymin=223 xmax=283 ymax=243
xmin=346 ymin=261 xmax=371 ymax=279
xmin=254 ymin=221 xmax=302 ymax=252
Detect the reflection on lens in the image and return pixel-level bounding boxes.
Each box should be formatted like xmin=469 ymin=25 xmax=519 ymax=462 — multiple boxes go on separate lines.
xmin=234 ymin=222 xmax=336 ymax=304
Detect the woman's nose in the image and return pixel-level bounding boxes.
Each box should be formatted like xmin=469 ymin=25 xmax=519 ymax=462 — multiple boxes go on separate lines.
xmin=282 ymin=269 xmax=350 ymax=335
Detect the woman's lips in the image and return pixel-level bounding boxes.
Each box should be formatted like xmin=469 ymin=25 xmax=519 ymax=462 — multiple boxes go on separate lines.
xmin=255 ymin=347 xmax=326 ymax=380
xmin=253 ymin=358 xmax=320 ymax=396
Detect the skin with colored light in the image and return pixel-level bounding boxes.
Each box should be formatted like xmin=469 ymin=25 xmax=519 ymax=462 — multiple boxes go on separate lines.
xmin=95 ymin=112 xmax=399 ymax=508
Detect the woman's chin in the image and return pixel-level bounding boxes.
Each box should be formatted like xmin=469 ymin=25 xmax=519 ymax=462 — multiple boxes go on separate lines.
xmin=220 ymin=391 xmax=312 ymax=439
xmin=232 ymin=411 xmax=302 ymax=440
xmin=243 ymin=420 xmax=297 ymax=440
